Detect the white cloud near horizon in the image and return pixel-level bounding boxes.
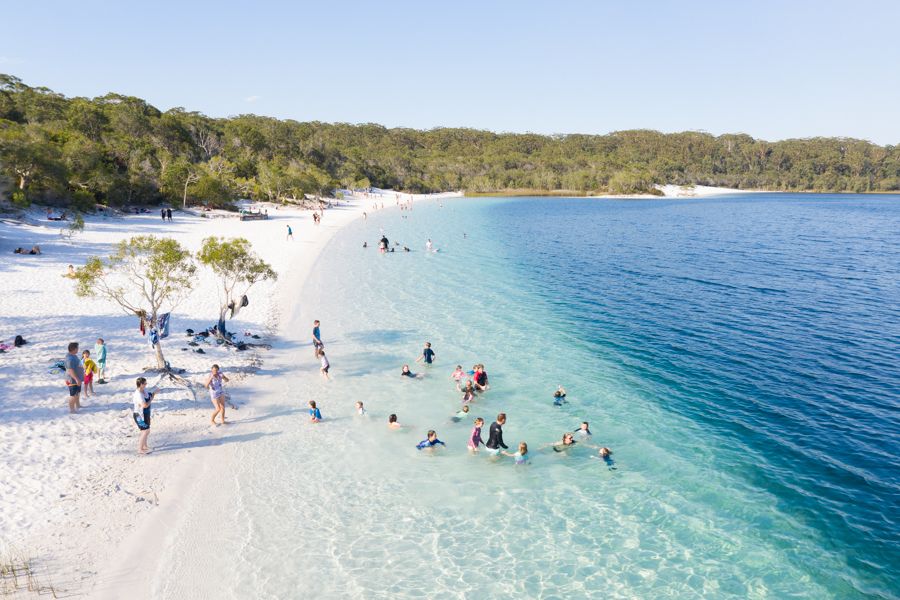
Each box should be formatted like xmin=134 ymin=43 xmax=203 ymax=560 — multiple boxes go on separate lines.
xmin=244 ymin=95 xmax=261 ymax=103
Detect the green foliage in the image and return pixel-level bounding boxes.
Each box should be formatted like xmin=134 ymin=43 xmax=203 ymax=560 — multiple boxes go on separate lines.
xmin=73 ymin=236 xmax=196 ymax=368
xmin=198 ymin=236 xmax=276 ymax=322
xmin=1 ymin=74 xmax=899 ymax=203
xmin=10 ymin=189 xmax=29 ymax=207
xmin=67 ymin=212 xmax=85 ymax=237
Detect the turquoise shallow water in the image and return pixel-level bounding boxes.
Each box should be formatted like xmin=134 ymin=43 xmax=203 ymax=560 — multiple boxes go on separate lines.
xmin=158 ymin=194 xmax=900 ymax=599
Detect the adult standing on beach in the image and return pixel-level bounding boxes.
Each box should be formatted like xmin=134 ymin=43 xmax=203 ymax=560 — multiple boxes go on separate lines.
xmin=286 ymin=225 xmax=293 ymax=241
xmin=161 ymin=208 xmax=166 ymax=221
xmin=166 ymin=208 xmax=173 ymax=222
xmin=485 ymin=413 xmax=508 ymax=455
xmin=312 ymin=320 xmax=323 ymax=356
xmin=133 ymin=377 xmax=154 ymax=454
xmin=93 ymin=338 xmax=107 ymax=384
xmin=205 ymin=364 xmax=230 ymax=426
xmin=64 ymin=342 xmax=84 ymax=413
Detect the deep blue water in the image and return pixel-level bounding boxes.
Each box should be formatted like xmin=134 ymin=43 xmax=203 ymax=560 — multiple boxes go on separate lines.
xmin=481 ymin=194 xmax=900 ymax=597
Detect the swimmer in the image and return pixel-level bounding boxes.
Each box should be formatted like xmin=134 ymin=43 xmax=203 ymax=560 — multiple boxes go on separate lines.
xmin=451 ymin=404 xmax=470 ymax=422
xmin=473 ymin=364 xmax=489 ymax=391
xmin=467 ymin=417 xmax=485 ymax=453
xmin=415 ymin=341 xmax=435 ymax=365
xmin=485 ymin=413 xmax=508 ymax=455
xmin=596 ymin=447 xmax=616 ymax=469
xmin=388 ymin=413 xmax=403 ymax=429
xmin=308 ymin=400 xmax=322 ymax=423
xmin=356 ymin=401 xmax=366 ymax=416
xmin=403 ymin=246 xmax=410 ymax=252
xmin=401 ymin=364 xmax=420 ymax=378
xmin=416 ymin=430 xmax=446 ymax=450
xmin=451 ymin=365 xmax=465 ymax=382
xmin=545 ymin=432 xmax=578 ymax=452
xmin=363 ymin=241 xmax=368 ymax=248
xmin=425 ymin=238 xmax=434 ymax=252
xmin=573 ymin=421 xmax=592 ymax=437
xmin=502 ymin=441 xmax=530 ymax=465
xmin=553 ymin=385 xmax=568 ymax=406
xmin=461 ymin=380 xmax=476 ymax=404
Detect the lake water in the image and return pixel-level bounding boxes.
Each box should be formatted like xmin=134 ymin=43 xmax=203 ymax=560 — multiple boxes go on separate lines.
xmin=153 ymin=194 xmax=900 ymax=599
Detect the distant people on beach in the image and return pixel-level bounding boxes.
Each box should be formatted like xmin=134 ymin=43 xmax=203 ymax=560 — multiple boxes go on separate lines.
xmin=379 ymin=235 xmax=389 ymax=253
xmin=415 ymin=342 xmax=435 ymax=365
xmin=65 ymin=342 xmax=83 ymax=413
xmin=426 ymin=239 xmax=434 ymax=253
xmin=286 ymin=225 xmax=293 ymax=241
xmin=161 ymin=208 xmax=166 ymax=221
xmin=93 ymin=338 xmax=107 ymax=384
xmin=312 ymin=320 xmax=323 ymax=356
xmin=81 ymin=349 xmax=98 ymax=398
xmin=166 ymin=208 xmax=173 ymax=222
xmin=356 ymin=401 xmax=366 ymax=416
xmin=416 ymin=430 xmax=445 ymax=450
xmin=133 ymin=377 xmax=154 ymax=454
xmin=13 ymin=245 xmax=41 ymax=255
xmin=205 ymin=364 xmax=230 ymax=426
xmin=309 ymin=400 xmax=322 ymax=423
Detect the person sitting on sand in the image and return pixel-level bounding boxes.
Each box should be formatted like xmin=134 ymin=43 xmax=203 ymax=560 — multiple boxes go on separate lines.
xmin=309 ymin=400 xmax=322 ymax=423
xmin=64 ymin=264 xmax=76 ymax=278
xmin=416 ymin=430 xmax=446 ymax=450
xmin=502 ymin=441 xmax=530 ymax=465
xmin=401 ymin=364 xmax=419 ymax=378
xmin=553 ymin=385 xmax=568 ymax=406
xmin=388 ymin=413 xmax=403 ymax=429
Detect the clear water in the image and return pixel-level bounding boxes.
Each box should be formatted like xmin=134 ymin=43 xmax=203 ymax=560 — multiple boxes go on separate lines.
xmin=155 ymin=194 xmax=900 ymax=599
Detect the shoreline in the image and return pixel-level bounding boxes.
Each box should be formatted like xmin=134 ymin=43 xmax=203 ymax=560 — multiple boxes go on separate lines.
xmin=0 ymin=189 xmax=450 ymax=597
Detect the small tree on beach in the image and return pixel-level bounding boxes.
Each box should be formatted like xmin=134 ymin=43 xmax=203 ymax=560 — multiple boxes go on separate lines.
xmin=198 ymin=236 xmax=276 ymax=339
xmin=73 ymin=236 xmax=196 ymax=370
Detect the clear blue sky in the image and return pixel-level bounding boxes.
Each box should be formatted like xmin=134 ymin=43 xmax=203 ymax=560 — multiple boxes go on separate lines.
xmin=2 ymin=0 xmax=899 ymax=144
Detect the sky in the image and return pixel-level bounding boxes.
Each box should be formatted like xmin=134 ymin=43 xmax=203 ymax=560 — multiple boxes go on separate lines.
xmin=1 ymin=0 xmax=899 ymax=144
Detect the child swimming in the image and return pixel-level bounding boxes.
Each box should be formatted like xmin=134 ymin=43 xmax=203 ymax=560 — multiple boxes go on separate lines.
xmin=553 ymin=385 xmax=568 ymax=406
xmin=308 ymin=400 xmax=322 ymax=423
xmin=416 ymin=430 xmax=446 ymax=450
xmin=502 ymin=441 xmax=530 ymax=465
xmin=573 ymin=421 xmax=592 ymax=437
xmin=596 ymin=447 xmax=616 ymax=470
xmin=388 ymin=413 xmax=403 ymax=429
xmin=461 ymin=380 xmax=476 ymax=404
xmin=451 ymin=404 xmax=470 ymax=422
xmin=451 ymin=365 xmax=465 ymax=382
xmin=467 ymin=417 xmax=485 ymax=453
xmin=401 ymin=365 xmax=420 ymax=378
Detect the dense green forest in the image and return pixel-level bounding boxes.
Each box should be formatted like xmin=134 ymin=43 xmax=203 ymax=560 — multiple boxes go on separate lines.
xmin=1 ymin=74 xmax=899 ymax=209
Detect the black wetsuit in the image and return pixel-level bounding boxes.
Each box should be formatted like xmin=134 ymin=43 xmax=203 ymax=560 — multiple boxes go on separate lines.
xmin=485 ymin=421 xmax=507 ymax=450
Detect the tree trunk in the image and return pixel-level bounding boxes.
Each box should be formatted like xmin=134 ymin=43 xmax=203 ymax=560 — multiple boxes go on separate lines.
xmin=183 ymin=177 xmax=190 ymax=208
xmin=18 ymin=174 xmax=26 ymax=189
xmin=154 ymin=339 xmax=167 ymax=370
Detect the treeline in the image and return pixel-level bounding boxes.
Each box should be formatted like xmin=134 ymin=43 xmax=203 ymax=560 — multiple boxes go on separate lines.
xmin=1 ymin=73 xmax=899 ymax=209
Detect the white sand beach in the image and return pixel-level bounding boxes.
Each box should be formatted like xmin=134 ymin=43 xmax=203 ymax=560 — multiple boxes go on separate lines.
xmin=0 ymin=189 xmax=459 ymax=596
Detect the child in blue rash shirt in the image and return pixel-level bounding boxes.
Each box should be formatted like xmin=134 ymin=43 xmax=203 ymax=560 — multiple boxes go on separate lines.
xmin=308 ymin=400 xmax=322 ymax=423
xmin=553 ymin=385 xmax=568 ymax=406
xmin=416 ymin=430 xmax=445 ymax=450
